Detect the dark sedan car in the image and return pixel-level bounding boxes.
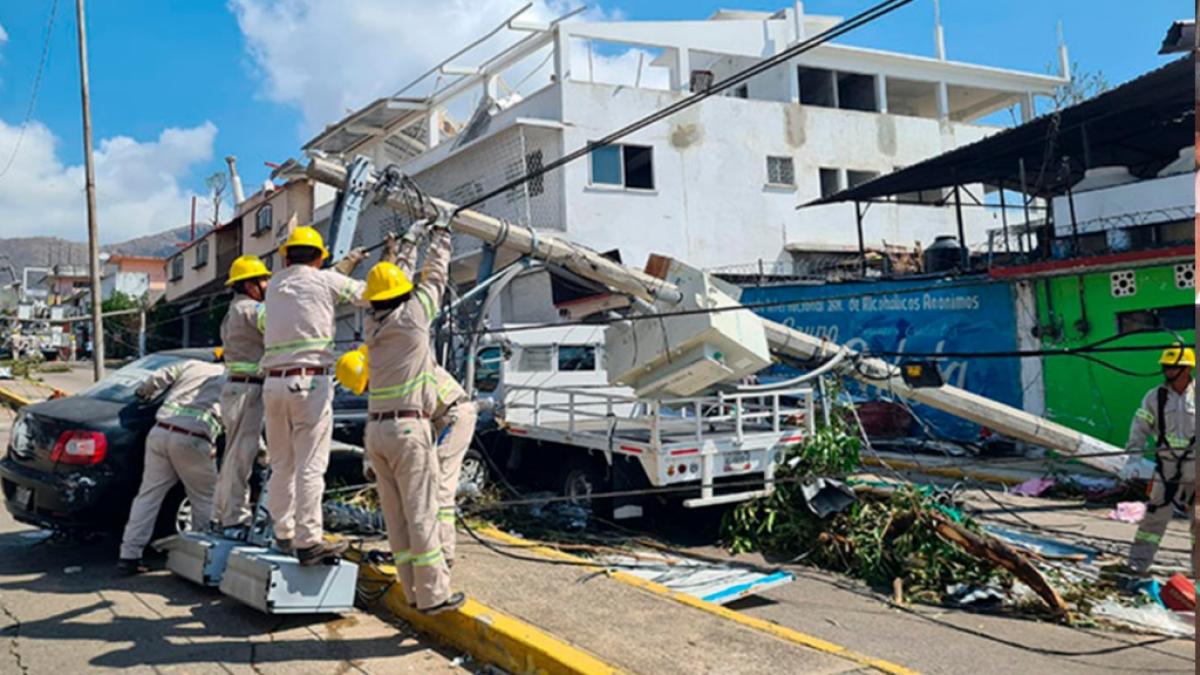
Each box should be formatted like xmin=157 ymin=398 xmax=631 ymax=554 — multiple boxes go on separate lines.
xmin=1 ymin=349 xmax=362 ymax=538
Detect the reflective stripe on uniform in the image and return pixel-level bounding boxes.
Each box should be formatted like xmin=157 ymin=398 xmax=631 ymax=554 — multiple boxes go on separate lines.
xmin=436 ymin=378 xmax=459 ymax=402
xmin=368 ymin=372 xmax=437 ymax=401
xmin=1136 ymin=408 xmax=1156 ymax=425
xmin=255 ymin=304 xmax=267 ymax=333
xmin=393 ymin=549 xmax=412 ymax=564
xmin=226 ymin=361 xmax=259 ymax=375
xmin=264 ymin=337 xmax=334 ymax=355
xmin=411 ymin=548 xmax=443 ymax=566
xmin=437 ymin=507 xmax=455 ymax=523
xmin=415 ymin=288 xmax=435 ymax=321
xmin=1134 ymin=530 xmax=1162 ymax=544
xmin=160 ymin=402 xmax=221 ymax=439
xmin=1166 ymin=434 xmax=1192 ymax=448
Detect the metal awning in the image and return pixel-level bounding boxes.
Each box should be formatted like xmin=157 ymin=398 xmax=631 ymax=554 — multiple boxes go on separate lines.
xmin=803 ymin=55 xmax=1194 ymax=206
xmin=303 ymin=97 xmax=429 ymax=157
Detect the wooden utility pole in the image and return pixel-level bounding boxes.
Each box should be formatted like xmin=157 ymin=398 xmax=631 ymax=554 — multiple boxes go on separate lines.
xmin=75 ymin=0 xmax=104 ymax=380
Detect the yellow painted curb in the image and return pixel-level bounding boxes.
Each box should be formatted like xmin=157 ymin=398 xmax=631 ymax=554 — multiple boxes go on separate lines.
xmin=476 ymin=526 xmax=921 ymax=675
xmin=347 ymin=549 xmax=625 ymax=675
xmin=0 ymin=386 xmax=33 ymax=410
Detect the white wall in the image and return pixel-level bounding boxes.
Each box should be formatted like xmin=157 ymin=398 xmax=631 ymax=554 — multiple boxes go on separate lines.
xmin=558 ymin=80 xmax=996 ymax=271
xmin=1050 ymin=172 xmax=1193 ymax=236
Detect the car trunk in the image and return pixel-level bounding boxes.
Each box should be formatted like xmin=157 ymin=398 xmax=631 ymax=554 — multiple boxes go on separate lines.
xmin=9 ymin=397 xmax=153 ymax=474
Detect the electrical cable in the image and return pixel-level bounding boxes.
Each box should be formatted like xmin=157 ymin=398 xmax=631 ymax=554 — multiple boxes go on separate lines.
xmin=0 ymin=0 xmax=59 ymax=181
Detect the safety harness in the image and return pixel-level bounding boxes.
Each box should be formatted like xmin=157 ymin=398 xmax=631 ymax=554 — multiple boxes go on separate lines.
xmin=1147 ymin=385 xmax=1195 ymax=513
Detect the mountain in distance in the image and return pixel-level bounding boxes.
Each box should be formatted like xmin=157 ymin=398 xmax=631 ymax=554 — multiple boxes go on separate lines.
xmin=0 ymin=224 xmax=211 ymax=284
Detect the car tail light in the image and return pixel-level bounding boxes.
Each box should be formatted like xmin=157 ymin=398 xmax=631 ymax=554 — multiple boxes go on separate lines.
xmin=50 ymin=431 xmax=108 ymax=465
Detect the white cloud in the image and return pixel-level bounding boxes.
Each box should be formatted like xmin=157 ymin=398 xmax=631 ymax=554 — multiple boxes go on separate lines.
xmin=0 ymin=119 xmax=217 ymax=242
xmin=0 ymin=23 xmax=8 ymax=45
xmin=570 ymin=42 xmax=671 ymax=90
xmin=229 ymin=0 xmax=658 ymax=133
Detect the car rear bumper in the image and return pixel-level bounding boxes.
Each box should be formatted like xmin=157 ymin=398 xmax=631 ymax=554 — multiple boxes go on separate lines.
xmin=0 ymin=455 xmax=120 ymax=531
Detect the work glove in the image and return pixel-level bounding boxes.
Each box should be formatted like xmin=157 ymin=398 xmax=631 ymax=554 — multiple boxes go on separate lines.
xmin=380 ymin=232 xmax=399 ymax=265
xmin=362 ymin=455 xmax=376 ymax=482
xmin=134 ymin=381 xmax=156 ymax=401
xmin=333 ymin=247 xmax=369 ymax=275
xmin=429 ymin=210 xmax=452 ymax=232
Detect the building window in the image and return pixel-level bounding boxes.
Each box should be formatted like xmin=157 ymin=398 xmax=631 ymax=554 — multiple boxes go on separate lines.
xmin=517 ymin=346 xmax=553 ymax=372
xmin=732 ymin=84 xmax=749 ymax=99
xmin=194 ymin=240 xmax=209 ymax=268
xmin=818 ymin=168 xmax=841 ymax=199
xmin=254 ymin=204 xmax=273 ymax=236
xmin=766 ymin=156 xmax=795 ymax=186
xmin=169 ymin=256 xmax=184 ymax=281
xmin=526 ymin=149 xmax=545 ymax=197
xmin=557 ymin=345 xmax=597 ymax=371
xmin=837 ymin=72 xmax=877 ymax=112
xmin=589 ymin=144 xmax=654 ymax=190
xmin=1116 ymin=305 xmax=1193 ymax=335
xmin=847 ymin=170 xmax=880 ymax=189
xmin=798 ymin=67 xmax=836 ymax=107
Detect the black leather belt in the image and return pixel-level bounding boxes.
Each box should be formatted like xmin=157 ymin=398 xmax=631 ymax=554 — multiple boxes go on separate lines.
xmin=369 ymin=410 xmax=430 ymax=421
xmin=229 ymin=375 xmax=263 ymax=384
xmin=266 ymin=367 xmax=330 ymax=378
xmin=155 ymin=422 xmax=212 ymax=443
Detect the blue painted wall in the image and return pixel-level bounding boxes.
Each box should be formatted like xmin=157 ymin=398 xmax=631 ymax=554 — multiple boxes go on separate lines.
xmin=740 ymin=277 xmax=1023 ymax=442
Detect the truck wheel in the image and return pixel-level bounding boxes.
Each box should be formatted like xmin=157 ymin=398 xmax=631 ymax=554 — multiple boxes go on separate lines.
xmin=560 ymin=456 xmax=610 ymax=512
xmin=457 ymin=448 xmax=489 ymax=499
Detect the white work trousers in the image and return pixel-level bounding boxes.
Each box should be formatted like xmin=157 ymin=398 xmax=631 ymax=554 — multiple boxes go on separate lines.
xmin=213 ymin=381 xmax=265 ymax=528
xmin=119 ymin=426 xmax=217 ymax=559
xmin=263 ymin=374 xmax=333 ymax=550
xmin=434 ymin=403 xmax=477 ymax=563
xmin=366 ymin=417 xmax=451 ymax=610
xmin=1130 ymin=452 xmax=1195 ymax=575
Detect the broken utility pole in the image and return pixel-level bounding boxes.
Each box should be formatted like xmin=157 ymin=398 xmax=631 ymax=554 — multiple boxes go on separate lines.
xmin=75 ymin=0 xmax=104 ymax=381
xmin=305 ymin=157 xmax=1126 ymax=475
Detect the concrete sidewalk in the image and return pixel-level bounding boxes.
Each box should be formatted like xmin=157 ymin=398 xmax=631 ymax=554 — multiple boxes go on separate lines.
xmin=363 ymin=528 xmax=913 ymax=674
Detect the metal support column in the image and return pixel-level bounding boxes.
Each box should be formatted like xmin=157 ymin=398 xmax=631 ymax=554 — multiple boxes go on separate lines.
xmin=952 ymin=184 xmax=967 ymax=269
xmin=1018 ymin=158 xmax=1034 ymax=254
xmin=854 ymin=201 xmax=867 ymax=277
xmin=998 ymin=186 xmax=1011 ymax=254
xmin=1063 ymin=157 xmax=1080 ymax=256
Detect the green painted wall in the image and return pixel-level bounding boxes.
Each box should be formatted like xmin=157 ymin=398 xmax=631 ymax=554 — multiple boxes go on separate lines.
xmin=1036 ymin=262 xmax=1194 ymax=447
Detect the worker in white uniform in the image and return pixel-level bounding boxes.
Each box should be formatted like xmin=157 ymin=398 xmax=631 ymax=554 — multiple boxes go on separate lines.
xmin=390 ymin=224 xmax=477 ymax=565
xmin=261 ymin=226 xmax=368 ymax=565
xmin=212 ymin=255 xmax=271 ymax=537
xmin=359 ymin=213 xmax=463 ymax=614
xmin=1120 ymin=344 xmax=1195 ymax=577
xmin=117 ymin=355 xmax=225 ymax=574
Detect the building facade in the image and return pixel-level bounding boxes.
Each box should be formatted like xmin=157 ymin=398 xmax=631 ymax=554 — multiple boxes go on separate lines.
xmin=308 ymin=5 xmax=1064 ymax=278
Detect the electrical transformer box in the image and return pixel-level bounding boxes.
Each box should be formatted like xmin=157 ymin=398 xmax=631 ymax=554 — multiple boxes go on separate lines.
xmin=605 ymin=257 xmax=771 ymax=397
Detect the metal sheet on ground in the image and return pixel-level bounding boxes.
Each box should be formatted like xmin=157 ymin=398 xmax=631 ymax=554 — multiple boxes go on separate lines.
xmin=596 ymin=552 xmax=794 ymax=605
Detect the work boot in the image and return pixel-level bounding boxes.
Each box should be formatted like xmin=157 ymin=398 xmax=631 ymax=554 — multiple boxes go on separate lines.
xmin=273 ymin=538 xmax=293 ymax=555
xmin=296 ymin=539 xmax=349 ymax=566
xmin=221 ymin=525 xmax=250 ymax=541
xmin=116 ymin=558 xmax=148 ymax=576
xmin=419 ymin=592 xmax=466 ymax=616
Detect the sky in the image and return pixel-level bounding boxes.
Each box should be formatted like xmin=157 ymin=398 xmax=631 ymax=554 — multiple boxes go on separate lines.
xmin=0 ymin=0 xmax=1188 ymax=243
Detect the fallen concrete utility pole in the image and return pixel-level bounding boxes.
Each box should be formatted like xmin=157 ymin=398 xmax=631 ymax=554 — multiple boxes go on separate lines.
xmin=305 ymin=157 xmax=1124 ymax=475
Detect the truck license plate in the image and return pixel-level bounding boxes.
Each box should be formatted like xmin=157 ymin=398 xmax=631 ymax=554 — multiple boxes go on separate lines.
xmin=723 ymin=451 xmax=752 ymax=471
xmin=14 ymin=486 xmax=32 ymax=510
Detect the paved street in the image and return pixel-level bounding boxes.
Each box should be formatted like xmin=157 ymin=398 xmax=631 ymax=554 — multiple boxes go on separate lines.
xmin=0 ymin=406 xmax=465 ymax=674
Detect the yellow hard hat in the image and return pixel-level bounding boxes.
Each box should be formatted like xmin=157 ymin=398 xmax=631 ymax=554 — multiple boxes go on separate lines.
xmin=1159 ymin=344 xmax=1196 ymax=368
xmin=363 ymin=262 xmax=414 ymax=302
xmin=225 ymin=255 xmax=271 ymax=286
xmin=335 ymin=348 xmax=368 ymax=395
xmin=280 ymin=225 xmax=329 ymax=261
xmin=213 ymin=346 xmax=225 ymax=361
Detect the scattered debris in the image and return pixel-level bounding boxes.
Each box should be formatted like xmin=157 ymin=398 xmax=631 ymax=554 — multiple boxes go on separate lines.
xmin=63 ymin=566 xmax=82 ymax=574
xmin=1092 ymin=599 xmax=1194 ymax=638
xmin=1010 ymin=477 xmax=1055 ymax=497
xmin=1159 ymin=573 xmax=1195 ymax=612
xmin=1107 ymin=501 xmax=1146 ymax=524
xmin=800 ymin=478 xmax=857 ymax=518
xmin=945 ymin=583 xmax=1007 ymax=608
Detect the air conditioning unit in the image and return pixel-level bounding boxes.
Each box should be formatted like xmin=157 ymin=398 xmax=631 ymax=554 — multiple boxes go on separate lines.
xmin=605 ymin=256 xmax=771 ymax=397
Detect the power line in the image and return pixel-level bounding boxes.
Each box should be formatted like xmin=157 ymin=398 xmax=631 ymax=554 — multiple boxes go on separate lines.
xmin=0 ymin=0 xmax=60 ymax=181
